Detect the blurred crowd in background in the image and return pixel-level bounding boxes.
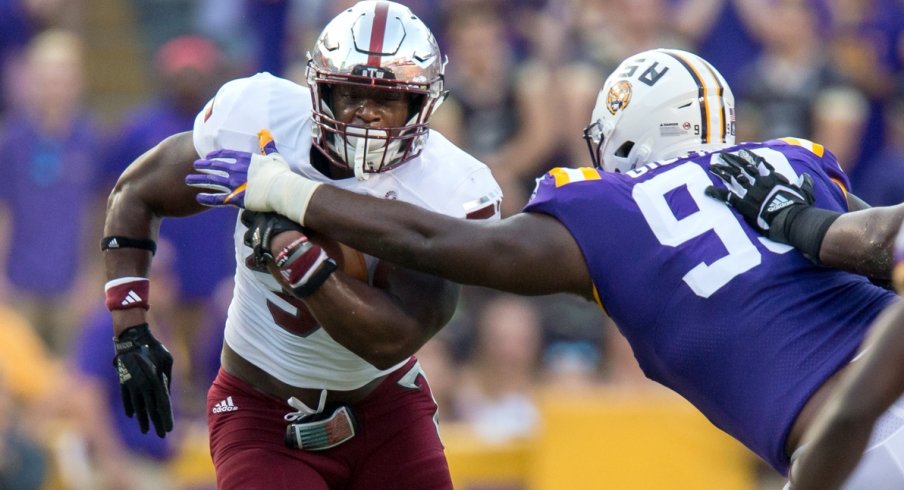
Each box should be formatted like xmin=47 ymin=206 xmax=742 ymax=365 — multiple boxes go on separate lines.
xmin=0 ymin=0 xmax=901 ymax=488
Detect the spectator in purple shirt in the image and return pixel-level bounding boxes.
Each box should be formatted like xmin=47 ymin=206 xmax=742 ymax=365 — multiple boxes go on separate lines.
xmin=0 ymin=29 xmax=103 ymax=353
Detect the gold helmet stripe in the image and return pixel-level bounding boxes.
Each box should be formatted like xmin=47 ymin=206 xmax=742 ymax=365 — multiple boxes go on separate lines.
xmin=661 ymin=50 xmax=727 ymax=144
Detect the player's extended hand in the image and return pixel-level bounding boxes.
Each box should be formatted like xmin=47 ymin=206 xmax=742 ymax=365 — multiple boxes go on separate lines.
xmin=186 ymin=129 xmax=290 ymax=210
xmin=186 ymin=130 xmax=322 ymax=225
xmin=705 ymin=149 xmax=815 ymax=242
xmin=241 ymin=209 xmax=335 ymax=297
xmin=112 ymin=323 xmax=174 ymax=438
xmin=241 ymin=210 xmax=304 ymax=265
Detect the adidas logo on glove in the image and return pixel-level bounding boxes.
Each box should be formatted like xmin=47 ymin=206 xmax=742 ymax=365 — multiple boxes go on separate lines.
xmin=212 ymin=396 xmax=238 ymax=413
xmin=767 ymin=194 xmax=794 ymax=213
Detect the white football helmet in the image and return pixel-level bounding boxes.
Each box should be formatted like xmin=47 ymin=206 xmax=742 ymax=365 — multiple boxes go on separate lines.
xmin=583 ymin=48 xmax=735 ymax=173
xmin=307 ymin=1 xmax=447 ymax=179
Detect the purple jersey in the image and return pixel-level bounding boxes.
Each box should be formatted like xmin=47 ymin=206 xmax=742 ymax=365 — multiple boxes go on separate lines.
xmin=524 ymin=138 xmax=896 ymax=474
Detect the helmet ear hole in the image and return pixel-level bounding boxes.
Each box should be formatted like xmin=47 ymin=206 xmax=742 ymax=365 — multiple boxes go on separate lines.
xmin=615 ymin=141 xmax=635 ymax=158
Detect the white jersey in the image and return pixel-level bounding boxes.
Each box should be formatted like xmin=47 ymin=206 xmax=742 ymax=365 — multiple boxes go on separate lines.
xmin=193 ymin=73 xmax=502 ymax=390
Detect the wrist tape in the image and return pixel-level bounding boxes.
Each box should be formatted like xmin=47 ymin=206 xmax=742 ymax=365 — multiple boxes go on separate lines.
xmin=775 ymin=206 xmax=841 ymax=263
xmin=105 ymin=277 xmax=150 ymax=311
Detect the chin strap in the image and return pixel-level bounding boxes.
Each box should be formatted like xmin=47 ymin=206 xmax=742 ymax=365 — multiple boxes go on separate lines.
xmin=353 ymin=135 xmax=370 ymax=181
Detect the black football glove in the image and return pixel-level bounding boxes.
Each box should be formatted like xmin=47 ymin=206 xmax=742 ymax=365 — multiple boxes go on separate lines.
xmin=113 ymin=323 xmax=174 ymax=438
xmin=705 ymin=149 xmax=815 ymax=243
xmin=241 ymin=210 xmax=304 ymax=265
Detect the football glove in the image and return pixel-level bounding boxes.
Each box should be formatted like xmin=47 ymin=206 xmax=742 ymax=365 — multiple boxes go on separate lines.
xmin=705 ymin=149 xmax=815 ymax=243
xmin=242 ymin=210 xmax=336 ymax=297
xmin=241 ymin=210 xmax=305 ymax=265
xmin=113 ymin=323 xmax=174 ymax=438
xmin=186 ymin=130 xmax=322 ymax=225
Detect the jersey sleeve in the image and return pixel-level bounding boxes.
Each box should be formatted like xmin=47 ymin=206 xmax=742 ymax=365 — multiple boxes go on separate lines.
xmin=771 ymin=137 xmax=851 ymax=210
xmin=452 ymin=166 xmax=503 ymax=220
xmin=193 ymin=73 xmax=309 ymax=157
xmin=524 ymin=166 xmax=603 ymax=215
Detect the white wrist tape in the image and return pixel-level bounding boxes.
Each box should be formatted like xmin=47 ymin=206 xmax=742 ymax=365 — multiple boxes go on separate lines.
xmin=245 ymin=152 xmax=322 ymax=225
xmin=268 ymin=173 xmax=322 ymax=226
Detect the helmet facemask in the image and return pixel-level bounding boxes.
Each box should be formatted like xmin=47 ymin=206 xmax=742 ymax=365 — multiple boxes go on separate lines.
xmin=306 ymin=1 xmax=447 ymax=180
xmin=309 ymin=65 xmax=444 ymax=179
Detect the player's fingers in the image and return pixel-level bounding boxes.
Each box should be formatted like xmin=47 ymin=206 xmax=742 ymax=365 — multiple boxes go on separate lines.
xmin=258 ymin=129 xmax=279 ymax=155
xmin=725 ymin=191 xmax=741 ymax=207
xmin=149 ymin=383 xmax=173 ymax=437
xmin=709 ymin=164 xmax=739 ymax=183
xmin=185 ymin=173 xmax=230 ymax=189
xmin=120 ymin=385 xmax=135 ymax=418
xmin=131 ymin=390 xmax=150 ymax=434
xmin=718 ymin=152 xmax=747 ymax=170
xmin=735 ymin=149 xmax=761 ymax=176
xmin=799 ymin=173 xmax=815 ymax=200
xmin=204 ymin=149 xmax=248 ymax=161
xmin=704 ymin=185 xmax=731 ymax=204
xmin=195 ymin=193 xmax=227 ymax=207
xmin=240 ymin=210 xmax=258 ymax=227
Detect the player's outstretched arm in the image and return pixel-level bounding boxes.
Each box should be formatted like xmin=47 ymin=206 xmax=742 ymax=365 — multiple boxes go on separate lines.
xmin=303 ymin=186 xmax=593 ymax=299
xmin=706 ymin=149 xmax=904 ymax=279
xmin=791 ymin=299 xmax=904 ymax=490
xmin=186 ymin=130 xmax=593 ymax=299
xmin=103 ymin=131 xmax=203 ymax=438
xmin=816 ymin=205 xmax=904 ymax=280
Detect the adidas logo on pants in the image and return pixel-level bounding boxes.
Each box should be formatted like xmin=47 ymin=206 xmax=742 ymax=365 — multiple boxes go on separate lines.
xmin=213 ymin=396 xmax=238 ymax=413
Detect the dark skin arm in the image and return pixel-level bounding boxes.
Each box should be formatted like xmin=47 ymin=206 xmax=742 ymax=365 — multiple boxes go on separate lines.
xmin=302 ymin=185 xmax=594 ymax=299
xmin=792 ymin=299 xmax=904 ymax=490
xmin=105 ymin=132 xmax=203 ymax=335
xmin=817 ymin=195 xmax=904 ymax=280
xmin=108 ymin=131 xmax=456 ymax=365
xmin=301 ymin=259 xmax=460 ymax=369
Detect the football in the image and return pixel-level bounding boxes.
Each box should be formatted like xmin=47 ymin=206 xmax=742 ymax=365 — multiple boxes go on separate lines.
xmin=268 ymin=229 xmax=368 ymax=284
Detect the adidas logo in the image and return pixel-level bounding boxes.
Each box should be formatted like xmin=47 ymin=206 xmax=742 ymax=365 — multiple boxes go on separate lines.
xmin=120 ymin=290 xmax=143 ymax=306
xmin=212 ymin=396 xmax=238 ymax=413
xmin=108 ymin=238 xmax=119 ymax=248
xmin=767 ymin=195 xmax=793 ymax=213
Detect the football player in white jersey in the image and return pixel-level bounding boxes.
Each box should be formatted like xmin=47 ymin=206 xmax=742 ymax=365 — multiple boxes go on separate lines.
xmin=102 ymin=2 xmax=501 ymax=489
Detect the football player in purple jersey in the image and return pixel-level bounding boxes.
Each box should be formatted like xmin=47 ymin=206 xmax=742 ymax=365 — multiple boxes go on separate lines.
xmin=190 ymin=48 xmax=904 ymax=486
xmin=703 ymin=144 xmax=904 ymax=490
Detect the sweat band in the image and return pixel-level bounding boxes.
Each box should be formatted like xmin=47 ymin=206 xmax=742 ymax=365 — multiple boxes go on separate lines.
xmin=101 ymin=236 xmax=157 ymax=255
xmin=105 ymin=277 xmax=150 ymax=311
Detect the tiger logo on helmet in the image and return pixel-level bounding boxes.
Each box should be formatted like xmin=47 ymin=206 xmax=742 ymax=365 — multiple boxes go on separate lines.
xmin=584 ymin=48 xmax=735 ymax=174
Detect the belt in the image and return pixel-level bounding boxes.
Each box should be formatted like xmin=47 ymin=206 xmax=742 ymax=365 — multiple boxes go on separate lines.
xmin=220 ymin=343 xmax=385 ymax=409
xmin=284 ymin=405 xmax=358 ymax=451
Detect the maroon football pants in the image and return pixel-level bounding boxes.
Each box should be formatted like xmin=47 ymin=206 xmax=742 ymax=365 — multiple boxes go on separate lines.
xmin=207 ymin=358 xmax=452 ymax=489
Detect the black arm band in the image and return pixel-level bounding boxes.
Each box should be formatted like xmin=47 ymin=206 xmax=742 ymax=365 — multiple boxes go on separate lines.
xmin=291 ymin=259 xmax=338 ymax=298
xmin=101 ymin=236 xmax=157 ymax=255
xmin=776 ymin=206 xmax=842 ymax=263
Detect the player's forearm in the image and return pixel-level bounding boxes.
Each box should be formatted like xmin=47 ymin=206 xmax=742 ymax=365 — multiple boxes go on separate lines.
xmin=793 ymin=414 xmax=872 ymax=490
xmin=306 ymin=186 xmax=481 ymax=283
xmin=819 ymin=205 xmax=904 ymax=279
xmin=303 ymin=276 xmax=439 ymax=369
xmin=794 ymin=301 xmax=904 ymax=489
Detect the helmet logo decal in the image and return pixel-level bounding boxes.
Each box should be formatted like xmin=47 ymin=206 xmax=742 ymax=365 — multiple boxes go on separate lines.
xmin=353 ymin=64 xmax=395 ymax=79
xmin=606 ymin=80 xmax=633 ymax=115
